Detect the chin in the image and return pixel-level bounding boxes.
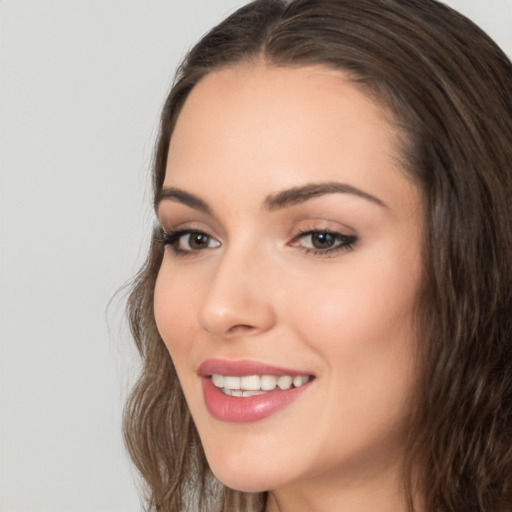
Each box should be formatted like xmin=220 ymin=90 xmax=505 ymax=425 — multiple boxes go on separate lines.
xmin=210 ymin=467 xmax=276 ymax=493
xmin=204 ymin=449 xmax=288 ymax=493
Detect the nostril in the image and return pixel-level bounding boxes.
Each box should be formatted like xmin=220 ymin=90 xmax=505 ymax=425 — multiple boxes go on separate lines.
xmin=226 ymin=324 xmax=256 ymax=335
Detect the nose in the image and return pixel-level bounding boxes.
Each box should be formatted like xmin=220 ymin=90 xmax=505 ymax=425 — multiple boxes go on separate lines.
xmin=197 ymin=247 xmax=276 ymax=339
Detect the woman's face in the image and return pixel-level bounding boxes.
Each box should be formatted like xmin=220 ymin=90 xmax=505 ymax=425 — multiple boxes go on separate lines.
xmin=154 ymin=64 xmax=423 ymax=504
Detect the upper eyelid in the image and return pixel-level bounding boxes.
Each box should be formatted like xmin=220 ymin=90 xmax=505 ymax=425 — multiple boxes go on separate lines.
xmin=157 ymin=195 xmax=360 ymax=237
xmin=291 ymin=229 xmax=357 ymax=243
xmin=157 ymin=211 xmax=225 ymax=237
xmin=289 ymin=219 xmax=357 ymax=238
xmin=164 ymin=227 xmax=216 ymax=238
xmin=160 ymin=221 xmax=216 ymax=235
xmin=156 ymin=203 xmax=219 ymax=235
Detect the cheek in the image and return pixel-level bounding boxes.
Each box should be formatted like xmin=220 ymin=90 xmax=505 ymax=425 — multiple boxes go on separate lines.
xmin=283 ymin=249 xmax=420 ymax=406
xmin=153 ymin=264 xmax=208 ymax=424
xmin=153 ymin=262 xmax=198 ymax=361
xmin=288 ymin=256 xmax=418 ymax=347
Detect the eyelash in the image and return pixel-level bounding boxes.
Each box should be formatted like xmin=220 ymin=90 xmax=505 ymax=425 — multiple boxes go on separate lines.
xmin=290 ymin=229 xmax=357 ymax=256
xmin=161 ymin=229 xmax=218 ymax=257
xmin=161 ymin=228 xmax=357 ymax=257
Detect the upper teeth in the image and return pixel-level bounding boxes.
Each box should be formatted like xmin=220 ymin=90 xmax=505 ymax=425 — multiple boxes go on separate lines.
xmin=212 ymin=374 xmax=310 ymax=393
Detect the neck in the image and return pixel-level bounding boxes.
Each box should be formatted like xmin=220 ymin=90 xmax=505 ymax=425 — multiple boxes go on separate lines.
xmin=264 ymin=457 xmax=417 ymax=512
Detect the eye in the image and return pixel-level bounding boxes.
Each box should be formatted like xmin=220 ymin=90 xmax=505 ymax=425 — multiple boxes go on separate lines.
xmin=162 ymin=229 xmax=221 ymax=255
xmin=291 ymin=230 xmax=357 ymax=256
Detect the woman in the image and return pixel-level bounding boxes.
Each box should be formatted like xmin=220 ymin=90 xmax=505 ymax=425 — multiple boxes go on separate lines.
xmin=124 ymin=1 xmax=512 ymax=511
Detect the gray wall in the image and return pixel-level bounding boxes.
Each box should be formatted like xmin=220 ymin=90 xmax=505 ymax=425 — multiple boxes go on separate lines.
xmin=1 ymin=1 xmax=511 ymax=511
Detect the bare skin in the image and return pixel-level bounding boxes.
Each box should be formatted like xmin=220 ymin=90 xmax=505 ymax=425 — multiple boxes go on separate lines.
xmin=154 ymin=63 xmax=424 ymax=512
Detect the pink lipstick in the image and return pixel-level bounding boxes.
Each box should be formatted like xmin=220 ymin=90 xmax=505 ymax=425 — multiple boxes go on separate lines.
xmin=198 ymin=359 xmax=314 ymax=423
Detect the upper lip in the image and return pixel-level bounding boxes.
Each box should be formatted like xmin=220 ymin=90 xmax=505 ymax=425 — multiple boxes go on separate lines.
xmin=198 ymin=358 xmax=314 ymax=377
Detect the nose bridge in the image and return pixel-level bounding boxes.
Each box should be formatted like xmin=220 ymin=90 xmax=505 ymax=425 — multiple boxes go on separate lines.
xmin=198 ymin=240 xmax=275 ymax=338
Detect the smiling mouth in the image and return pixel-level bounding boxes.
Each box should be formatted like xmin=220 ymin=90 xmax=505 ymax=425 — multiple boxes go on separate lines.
xmin=211 ymin=374 xmax=312 ymax=397
xmin=200 ymin=360 xmax=315 ymax=422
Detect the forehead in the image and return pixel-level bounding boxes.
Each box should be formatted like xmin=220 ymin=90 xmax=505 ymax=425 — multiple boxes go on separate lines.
xmin=164 ymin=64 xmax=418 ymax=213
xmin=168 ymin=64 xmax=395 ymax=163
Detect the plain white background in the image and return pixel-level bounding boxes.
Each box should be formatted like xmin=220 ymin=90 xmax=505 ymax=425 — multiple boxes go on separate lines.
xmin=1 ymin=1 xmax=511 ymax=511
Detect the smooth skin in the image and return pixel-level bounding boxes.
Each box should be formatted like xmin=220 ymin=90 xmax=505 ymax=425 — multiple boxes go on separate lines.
xmin=154 ymin=63 xmax=424 ymax=512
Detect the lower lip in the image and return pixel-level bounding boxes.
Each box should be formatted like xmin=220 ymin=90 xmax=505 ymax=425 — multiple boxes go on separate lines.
xmin=202 ymin=377 xmax=312 ymax=423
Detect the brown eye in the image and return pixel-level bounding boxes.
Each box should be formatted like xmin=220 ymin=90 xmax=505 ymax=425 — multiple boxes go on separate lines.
xmin=292 ymin=230 xmax=357 ymax=256
xmin=188 ymin=232 xmax=212 ymax=250
xmin=163 ymin=229 xmax=221 ymax=255
xmin=310 ymin=232 xmax=337 ymax=249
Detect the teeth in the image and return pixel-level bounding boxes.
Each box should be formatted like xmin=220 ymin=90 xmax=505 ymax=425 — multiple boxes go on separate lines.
xmin=212 ymin=374 xmax=311 ymax=394
xmin=222 ymin=389 xmax=266 ymax=397
xmin=293 ymin=375 xmax=309 ymax=387
xmin=223 ymin=376 xmax=241 ymax=390
xmin=212 ymin=374 xmax=224 ymax=387
xmin=240 ymin=375 xmax=261 ymax=390
xmin=242 ymin=390 xmax=265 ymax=397
xmin=277 ymin=375 xmax=293 ymax=390
xmin=261 ymin=375 xmax=277 ymax=391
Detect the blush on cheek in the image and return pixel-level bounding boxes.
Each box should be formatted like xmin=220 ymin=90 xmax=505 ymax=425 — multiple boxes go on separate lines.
xmin=154 ymin=272 xmax=187 ymax=350
xmin=291 ymin=267 xmax=417 ymax=363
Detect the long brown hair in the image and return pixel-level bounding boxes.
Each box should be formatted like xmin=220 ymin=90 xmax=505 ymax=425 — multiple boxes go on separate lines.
xmin=123 ymin=1 xmax=512 ymax=510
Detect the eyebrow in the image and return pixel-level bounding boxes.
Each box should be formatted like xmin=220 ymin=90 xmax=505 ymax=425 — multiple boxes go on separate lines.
xmin=263 ymin=182 xmax=387 ymax=210
xmin=155 ymin=181 xmax=387 ymax=214
xmin=155 ymin=187 xmax=212 ymax=214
